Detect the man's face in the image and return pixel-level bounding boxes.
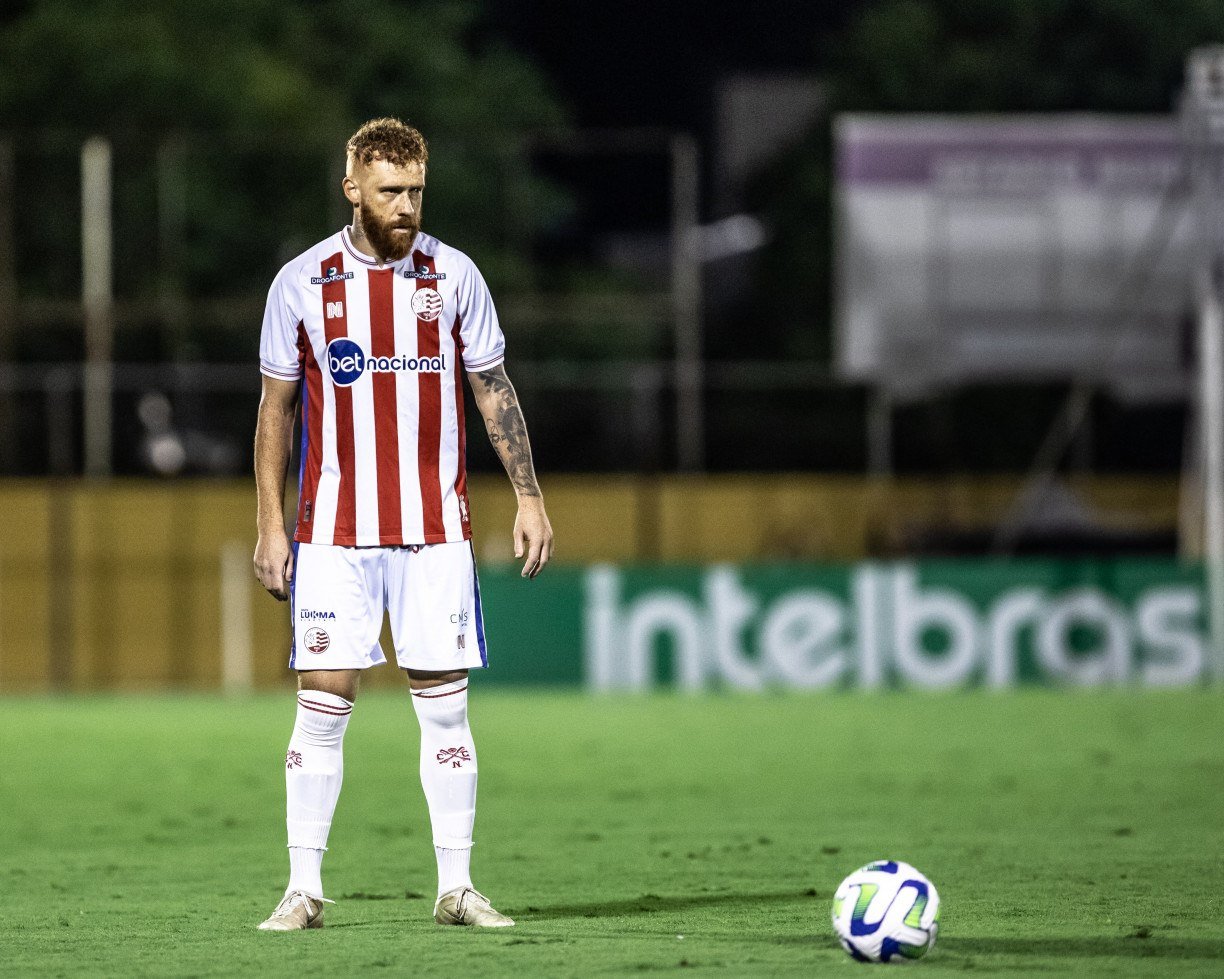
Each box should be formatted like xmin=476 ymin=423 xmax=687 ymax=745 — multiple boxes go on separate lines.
xmin=345 ymin=157 xmax=425 ymax=262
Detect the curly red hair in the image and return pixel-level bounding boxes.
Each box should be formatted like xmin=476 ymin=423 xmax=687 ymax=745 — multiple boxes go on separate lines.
xmin=345 ymin=118 xmax=429 ymax=170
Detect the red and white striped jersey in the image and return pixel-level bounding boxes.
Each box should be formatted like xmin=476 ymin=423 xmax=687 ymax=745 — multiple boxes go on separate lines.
xmin=259 ymin=227 xmax=505 ymax=546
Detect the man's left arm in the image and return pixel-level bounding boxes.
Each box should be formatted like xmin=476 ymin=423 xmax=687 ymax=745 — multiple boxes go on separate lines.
xmin=468 ymin=363 xmax=553 ymax=579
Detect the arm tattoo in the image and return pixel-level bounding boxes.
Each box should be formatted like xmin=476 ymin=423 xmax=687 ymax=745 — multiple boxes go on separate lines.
xmin=471 ymin=365 xmax=541 ymax=498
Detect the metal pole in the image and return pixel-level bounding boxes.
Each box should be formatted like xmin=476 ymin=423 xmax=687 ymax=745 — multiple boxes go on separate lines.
xmin=1197 ymin=270 xmax=1224 ymax=681
xmin=670 ymin=134 xmax=703 ymax=471
xmin=47 ymin=478 xmax=75 ymax=690
xmin=1183 ymin=47 xmax=1224 ymax=681
xmin=156 ymin=139 xmax=189 ymax=357
xmin=0 ymin=140 xmax=16 ymax=473
xmin=867 ymin=388 xmax=893 ymax=477
xmin=45 ymin=367 xmax=76 ymax=476
xmin=81 ymin=137 xmax=114 ymax=477
xmin=220 ymin=540 xmax=254 ymax=694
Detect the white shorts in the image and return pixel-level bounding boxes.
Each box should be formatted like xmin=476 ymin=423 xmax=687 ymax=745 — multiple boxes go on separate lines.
xmin=288 ymin=540 xmax=488 ymax=672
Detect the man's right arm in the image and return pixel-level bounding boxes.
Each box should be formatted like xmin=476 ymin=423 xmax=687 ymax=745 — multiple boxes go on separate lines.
xmin=253 ymin=375 xmax=299 ymax=601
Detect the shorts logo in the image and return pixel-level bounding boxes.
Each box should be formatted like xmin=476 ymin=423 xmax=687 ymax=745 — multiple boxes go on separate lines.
xmin=286 ymin=749 xmax=303 ymax=769
xmin=450 ymin=610 xmax=469 ymax=624
xmin=300 ymin=609 xmax=336 ymax=620
xmin=327 ymin=337 xmax=447 ymax=386
xmin=457 ymin=634 xmax=466 ymax=650
xmin=436 ymin=746 xmax=471 ymax=768
xmin=304 ymin=627 xmax=331 ymax=653
xmin=410 ymin=287 xmax=444 ymax=322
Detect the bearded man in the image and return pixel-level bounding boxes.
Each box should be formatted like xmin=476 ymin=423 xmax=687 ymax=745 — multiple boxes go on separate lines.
xmin=252 ymin=117 xmax=552 ymax=931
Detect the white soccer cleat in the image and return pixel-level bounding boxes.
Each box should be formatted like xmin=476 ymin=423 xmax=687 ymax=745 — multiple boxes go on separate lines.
xmin=257 ymin=890 xmax=328 ymax=931
xmin=433 ymin=887 xmax=515 ymax=927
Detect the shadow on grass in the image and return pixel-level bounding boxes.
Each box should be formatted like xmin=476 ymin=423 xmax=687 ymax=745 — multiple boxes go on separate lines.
xmin=324 ymin=917 xmax=417 ymax=930
xmin=517 ymin=890 xmax=814 ymax=921
xmin=939 ymin=937 xmax=1224 ymax=961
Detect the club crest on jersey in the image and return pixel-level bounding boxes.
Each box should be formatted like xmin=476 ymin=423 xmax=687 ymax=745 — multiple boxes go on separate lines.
xmin=403 ymin=265 xmax=447 ymax=281
xmin=410 ymin=287 xmax=444 ymax=322
xmin=326 ymin=337 xmax=447 ymax=386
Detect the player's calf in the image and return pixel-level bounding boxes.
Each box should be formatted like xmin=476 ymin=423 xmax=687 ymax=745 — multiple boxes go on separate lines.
xmin=411 ymin=677 xmax=479 ymax=899
xmin=283 ymin=690 xmax=353 ymax=901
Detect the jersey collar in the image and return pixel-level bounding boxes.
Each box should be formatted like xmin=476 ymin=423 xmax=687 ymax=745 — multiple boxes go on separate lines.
xmin=341 ymin=226 xmax=418 ymax=270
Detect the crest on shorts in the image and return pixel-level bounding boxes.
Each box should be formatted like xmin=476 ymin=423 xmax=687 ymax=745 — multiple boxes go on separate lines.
xmin=304 ymin=627 xmax=331 ymax=654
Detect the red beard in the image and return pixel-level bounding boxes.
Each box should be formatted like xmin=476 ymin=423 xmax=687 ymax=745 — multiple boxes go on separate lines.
xmin=359 ymin=202 xmax=418 ymax=262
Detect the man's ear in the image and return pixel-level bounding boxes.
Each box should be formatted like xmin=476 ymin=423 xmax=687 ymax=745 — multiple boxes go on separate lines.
xmin=342 ymin=174 xmax=360 ymax=206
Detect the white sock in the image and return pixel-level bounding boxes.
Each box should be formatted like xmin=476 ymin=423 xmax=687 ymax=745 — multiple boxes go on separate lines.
xmin=288 ymin=846 xmax=324 ymax=900
xmin=285 ymin=690 xmax=352 ymax=899
xmin=435 ymin=845 xmax=472 ymax=897
xmin=411 ymin=679 xmax=476 ymax=897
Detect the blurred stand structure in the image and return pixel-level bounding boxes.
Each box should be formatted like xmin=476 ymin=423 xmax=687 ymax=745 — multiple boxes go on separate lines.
xmin=836 ymin=113 xmax=1193 ymax=553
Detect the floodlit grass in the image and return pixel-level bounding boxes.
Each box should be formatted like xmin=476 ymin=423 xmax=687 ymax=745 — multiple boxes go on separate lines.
xmin=1 ymin=689 xmax=1223 ymax=975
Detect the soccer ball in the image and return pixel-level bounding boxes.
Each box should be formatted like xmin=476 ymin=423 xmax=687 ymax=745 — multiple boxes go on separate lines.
xmin=831 ymin=860 xmax=940 ymax=963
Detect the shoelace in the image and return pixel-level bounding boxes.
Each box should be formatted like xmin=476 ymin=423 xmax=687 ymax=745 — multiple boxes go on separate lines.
xmin=436 ymin=888 xmax=483 ymax=911
xmin=272 ymin=892 xmax=334 ymax=918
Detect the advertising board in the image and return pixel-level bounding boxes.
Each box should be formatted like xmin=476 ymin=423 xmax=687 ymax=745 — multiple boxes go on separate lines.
xmin=478 ymin=560 xmax=1206 ymax=690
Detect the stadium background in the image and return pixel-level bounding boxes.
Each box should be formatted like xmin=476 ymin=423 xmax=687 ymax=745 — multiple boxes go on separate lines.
xmin=2 ymin=2 xmax=1224 ymax=974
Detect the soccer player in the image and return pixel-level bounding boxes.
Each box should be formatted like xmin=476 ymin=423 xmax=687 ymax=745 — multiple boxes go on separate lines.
xmin=252 ymin=118 xmax=553 ymax=931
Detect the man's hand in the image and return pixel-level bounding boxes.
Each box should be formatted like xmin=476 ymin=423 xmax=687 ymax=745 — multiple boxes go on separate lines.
xmin=254 ymin=529 xmax=294 ymax=600
xmin=514 ymin=499 xmax=553 ymax=579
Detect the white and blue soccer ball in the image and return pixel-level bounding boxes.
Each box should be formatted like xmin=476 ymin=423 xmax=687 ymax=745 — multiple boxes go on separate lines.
xmin=831 ymin=860 xmax=940 ymax=963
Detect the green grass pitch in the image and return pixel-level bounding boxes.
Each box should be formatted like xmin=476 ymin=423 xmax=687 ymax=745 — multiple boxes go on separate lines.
xmin=2 ymin=689 xmax=1223 ymax=976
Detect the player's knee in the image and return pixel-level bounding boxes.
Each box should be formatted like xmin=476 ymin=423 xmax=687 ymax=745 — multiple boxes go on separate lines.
xmin=298 ymin=669 xmax=359 ymax=702
xmin=410 ymin=678 xmax=469 ymax=730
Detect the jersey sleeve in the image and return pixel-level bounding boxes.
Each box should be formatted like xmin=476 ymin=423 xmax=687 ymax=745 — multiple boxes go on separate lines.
xmin=259 ymin=266 xmax=303 ymax=381
xmin=457 ymin=259 xmax=505 ymax=371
